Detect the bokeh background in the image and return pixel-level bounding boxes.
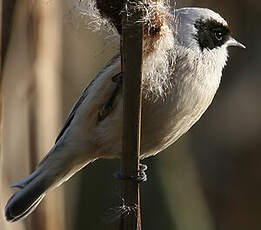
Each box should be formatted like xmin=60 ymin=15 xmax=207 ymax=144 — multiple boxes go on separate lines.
xmin=1 ymin=0 xmax=260 ymax=230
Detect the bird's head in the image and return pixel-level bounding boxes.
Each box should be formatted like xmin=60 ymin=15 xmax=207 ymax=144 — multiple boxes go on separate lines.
xmin=170 ymin=7 xmax=245 ymax=74
xmin=172 ymin=8 xmax=245 ymax=52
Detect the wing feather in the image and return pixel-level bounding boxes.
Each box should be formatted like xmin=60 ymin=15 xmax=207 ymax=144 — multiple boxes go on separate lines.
xmin=55 ymin=55 xmax=121 ymax=143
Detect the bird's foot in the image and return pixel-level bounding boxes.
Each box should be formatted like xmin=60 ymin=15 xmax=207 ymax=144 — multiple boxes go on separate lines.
xmin=114 ymin=164 xmax=148 ymax=183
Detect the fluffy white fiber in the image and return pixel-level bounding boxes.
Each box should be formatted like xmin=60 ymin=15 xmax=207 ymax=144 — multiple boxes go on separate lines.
xmin=71 ymin=0 xmax=176 ymax=101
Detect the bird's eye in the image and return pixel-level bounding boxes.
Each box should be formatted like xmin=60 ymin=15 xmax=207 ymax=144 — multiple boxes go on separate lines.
xmin=214 ymin=31 xmax=223 ymax=41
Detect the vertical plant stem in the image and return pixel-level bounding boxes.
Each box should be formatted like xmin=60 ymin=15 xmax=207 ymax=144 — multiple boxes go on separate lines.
xmin=0 ymin=0 xmax=17 ymax=154
xmin=0 ymin=0 xmax=2 ymax=171
xmin=1 ymin=0 xmax=16 ymax=69
xmin=0 ymin=0 xmax=16 ymax=166
xmin=120 ymin=1 xmax=144 ymax=229
xmin=0 ymin=0 xmax=2 ymax=74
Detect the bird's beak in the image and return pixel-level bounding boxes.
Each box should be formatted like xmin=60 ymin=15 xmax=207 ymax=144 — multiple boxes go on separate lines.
xmin=227 ymin=37 xmax=246 ymax=49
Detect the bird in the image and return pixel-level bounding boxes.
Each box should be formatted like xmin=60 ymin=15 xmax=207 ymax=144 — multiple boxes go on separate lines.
xmin=5 ymin=7 xmax=245 ymax=222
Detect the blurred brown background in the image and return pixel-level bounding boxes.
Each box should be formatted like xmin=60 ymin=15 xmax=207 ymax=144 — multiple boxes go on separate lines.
xmin=0 ymin=0 xmax=260 ymax=230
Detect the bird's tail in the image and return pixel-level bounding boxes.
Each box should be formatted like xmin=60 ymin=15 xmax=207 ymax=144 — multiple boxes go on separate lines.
xmin=5 ymin=146 xmax=91 ymax=222
xmin=5 ymin=170 xmax=48 ymax=222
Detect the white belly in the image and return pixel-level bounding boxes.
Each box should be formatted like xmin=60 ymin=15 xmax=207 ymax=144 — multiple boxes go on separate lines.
xmin=94 ymin=75 xmax=218 ymax=159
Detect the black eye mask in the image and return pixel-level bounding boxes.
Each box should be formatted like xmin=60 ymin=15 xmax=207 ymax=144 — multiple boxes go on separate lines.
xmin=194 ymin=18 xmax=231 ymax=51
